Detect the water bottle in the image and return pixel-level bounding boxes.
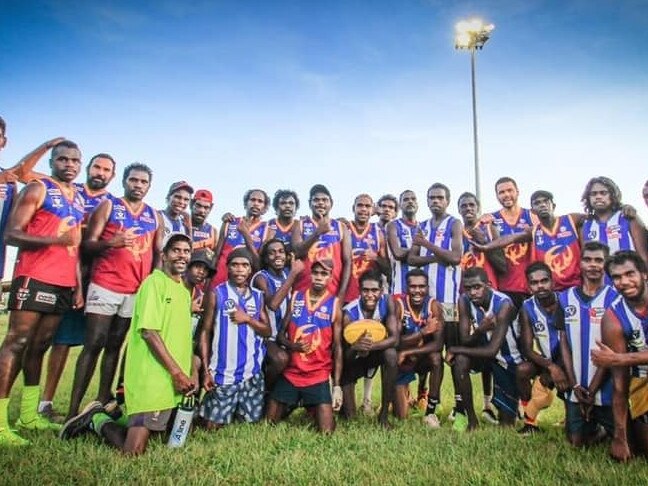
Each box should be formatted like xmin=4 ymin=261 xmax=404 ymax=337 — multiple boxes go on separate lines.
xmin=168 ymin=395 xmax=195 ymax=448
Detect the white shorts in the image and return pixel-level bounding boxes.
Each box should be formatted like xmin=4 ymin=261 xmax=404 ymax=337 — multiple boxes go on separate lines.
xmin=85 ymin=282 xmax=136 ymax=318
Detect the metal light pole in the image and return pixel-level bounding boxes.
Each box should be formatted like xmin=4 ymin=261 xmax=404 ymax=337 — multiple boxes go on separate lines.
xmin=455 ymin=19 xmax=494 ymax=202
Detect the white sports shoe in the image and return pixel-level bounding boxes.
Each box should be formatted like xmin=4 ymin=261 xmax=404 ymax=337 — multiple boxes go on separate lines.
xmin=423 ymin=413 xmax=441 ymax=429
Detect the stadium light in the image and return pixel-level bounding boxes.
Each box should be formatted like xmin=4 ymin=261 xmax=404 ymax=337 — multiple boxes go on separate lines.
xmin=454 ymin=18 xmax=494 ymax=202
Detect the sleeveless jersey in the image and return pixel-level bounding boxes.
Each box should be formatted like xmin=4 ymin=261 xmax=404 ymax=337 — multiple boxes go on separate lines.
xmin=395 ymin=294 xmax=436 ymax=336
xmin=582 ymin=210 xmax=635 ymax=254
xmin=214 ymin=217 xmax=268 ymax=286
xmin=491 ymin=208 xmax=534 ymax=294
xmin=75 ymin=183 xmax=110 ymax=228
xmin=418 ymin=215 xmax=461 ymax=305
xmin=91 ymin=196 xmax=158 ymax=294
xmin=253 ymin=268 xmax=290 ymax=339
xmin=209 ymin=283 xmax=266 ymax=385
xmin=387 ymin=218 xmax=418 ymax=295
xmin=345 ymin=222 xmax=383 ymax=303
xmin=13 ymin=178 xmax=85 ymax=287
xmin=283 ymin=290 xmax=338 ymax=387
xmin=464 ymin=290 xmax=522 ymax=369
xmin=521 ymin=294 xmax=562 ymax=361
xmin=0 ymin=182 xmax=16 ymax=278
xmin=344 ymin=294 xmax=389 ymax=323
xmin=530 ymin=215 xmax=581 ymax=291
xmin=159 ymin=210 xmax=190 ymax=237
xmin=267 ymin=217 xmax=295 ymax=252
xmin=191 ymin=282 xmax=205 ymax=337
xmin=192 ymin=221 xmax=217 ymax=251
xmin=461 ymin=223 xmax=498 ymax=289
xmin=609 ymin=296 xmax=648 ymax=378
xmin=560 ymin=285 xmax=618 ymax=406
xmin=294 ymin=217 xmax=344 ymax=295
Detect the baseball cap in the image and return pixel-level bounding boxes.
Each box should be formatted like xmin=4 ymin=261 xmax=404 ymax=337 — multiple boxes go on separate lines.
xmin=167 ymin=181 xmax=194 ymax=198
xmin=189 ymin=249 xmax=216 ymax=274
xmin=194 ymin=189 xmax=213 ymax=204
xmin=227 ymin=247 xmax=254 ymax=265
xmin=162 ymin=232 xmax=192 ymax=252
xmin=311 ymin=257 xmax=334 ymax=272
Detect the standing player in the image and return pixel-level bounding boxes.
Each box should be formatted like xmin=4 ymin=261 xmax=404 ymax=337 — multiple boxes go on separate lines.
xmin=198 ymin=248 xmax=270 ymax=428
xmin=59 ymin=233 xmax=197 ymax=455
xmin=292 ymin=184 xmax=351 ymax=299
xmin=0 ymin=140 xmax=85 ymax=445
xmin=394 ymin=269 xmax=445 ymax=427
xmin=266 ymin=259 xmax=343 ymax=433
xmin=448 ymin=268 xmax=522 ymax=431
xmin=159 ymin=181 xmax=193 ymax=237
xmin=386 ymin=190 xmax=418 ymax=296
xmin=559 ymin=242 xmax=617 ymax=447
xmin=591 ymin=250 xmax=648 ymax=462
xmin=213 ymin=189 xmax=270 ymax=286
xmin=190 ymin=189 xmax=217 ymax=253
xmin=341 ymin=269 xmax=399 ymax=428
xmin=490 ymin=177 xmax=536 ymax=309
xmin=267 ymin=189 xmax=299 ymax=253
xmin=66 ymin=163 xmax=162 ymax=420
xmin=40 ymin=154 xmax=116 ymax=418
xmin=581 ymin=176 xmax=647 ymax=265
xmin=376 ymin=194 xmax=398 ymax=230
xmin=516 ymin=262 xmax=570 ymax=435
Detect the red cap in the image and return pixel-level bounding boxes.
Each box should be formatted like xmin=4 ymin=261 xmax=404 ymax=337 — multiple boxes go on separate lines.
xmin=311 ymin=258 xmax=334 ymax=272
xmin=194 ymin=189 xmax=213 ymax=204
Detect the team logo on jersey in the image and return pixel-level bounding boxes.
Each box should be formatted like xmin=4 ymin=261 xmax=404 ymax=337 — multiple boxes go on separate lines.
xmin=564 ymin=305 xmax=577 ymax=318
xmin=504 ymin=242 xmax=528 ymax=266
xmin=532 ymin=320 xmax=546 ymax=333
xmin=16 ymin=287 xmax=30 ymax=301
xmin=292 ymin=299 xmax=305 ymax=318
xmin=115 ymin=209 xmax=126 ymax=221
xmin=223 ymin=298 xmax=237 ymax=317
xmin=544 ymin=246 xmax=574 ymax=278
xmin=629 ymin=330 xmax=645 ymax=351
xmin=587 ymin=230 xmax=598 ymax=240
xmin=245 ymin=300 xmax=257 ymax=316
xmin=589 ymin=307 xmax=605 ymax=320
xmin=293 ymin=324 xmax=322 ymax=361
xmin=606 ymin=225 xmax=621 ymax=239
xmin=51 ymin=195 xmax=63 ymax=209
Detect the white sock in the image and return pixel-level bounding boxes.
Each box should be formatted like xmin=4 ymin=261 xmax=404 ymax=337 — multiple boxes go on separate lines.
xmin=38 ymin=400 xmax=52 ymax=413
xmin=363 ymin=377 xmax=374 ymax=403
xmin=483 ymin=395 xmax=492 ymax=409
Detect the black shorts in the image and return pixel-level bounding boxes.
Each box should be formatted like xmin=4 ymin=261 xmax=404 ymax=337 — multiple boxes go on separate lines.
xmin=7 ymin=276 xmax=74 ymax=314
xmin=341 ymin=348 xmax=384 ymax=386
xmin=271 ymin=376 xmax=331 ymax=407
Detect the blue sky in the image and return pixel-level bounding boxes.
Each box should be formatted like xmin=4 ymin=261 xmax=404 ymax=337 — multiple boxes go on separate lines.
xmin=2 ymin=0 xmax=647 ymax=229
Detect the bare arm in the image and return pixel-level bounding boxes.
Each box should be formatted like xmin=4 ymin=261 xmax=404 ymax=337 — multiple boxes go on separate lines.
xmin=369 ymin=296 xmax=400 ymax=351
xmin=337 ymin=224 xmax=352 ymax=299
xmin=385 ymin=220 xmax=409 ymax=262
xmin=213 ymin=222 xmax=228 ymax=265
xmin=629 ymin=218 xmax=648 ymax=268
xmin=483 ymin=222 xmax=508 ymax=275
xmin=473 ymin=228 xmax=531 ymax=252
xmin=451 ymin=302 xmax=517 ymax=359
xmin=81 ymin=198 xmax=114 ymax=255
xmin=332 ymin=300 xmax=343 ymax=387
xmin=198 ymin=290 xmax=216 ymax=376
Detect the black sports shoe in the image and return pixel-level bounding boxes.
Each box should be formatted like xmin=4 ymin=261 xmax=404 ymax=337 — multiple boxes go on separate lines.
xmin=59 ymin=401 xmax=104 ymax=440
xmin=517 ymin=423 xmax=542 ymax=436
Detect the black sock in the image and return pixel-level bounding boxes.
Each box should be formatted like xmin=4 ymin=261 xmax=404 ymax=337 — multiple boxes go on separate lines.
xmin=454 ymin=395 xmax=465 ymax=414
xmin=426 ymin=398 xmax=439 ymax=415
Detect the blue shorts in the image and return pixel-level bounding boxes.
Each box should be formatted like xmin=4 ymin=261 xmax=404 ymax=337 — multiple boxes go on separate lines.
xmin=491 ymin=363 xmax=519 ymax=417
xmin=199 ymin=373 xmax=264 ymax=425
xmin=565 ymin=401 xmax=613 ymax=437
xmin=53 ymin=309 xmax=85 ymax=346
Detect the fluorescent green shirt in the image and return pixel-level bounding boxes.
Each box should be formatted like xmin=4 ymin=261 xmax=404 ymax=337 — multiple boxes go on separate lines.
xmin=124 ymin=269 xmax=193 ymax=415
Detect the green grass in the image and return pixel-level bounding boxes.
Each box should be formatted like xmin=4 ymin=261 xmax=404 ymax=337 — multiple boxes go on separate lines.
xmin=1 ymin=316 xmax=647 ymax=485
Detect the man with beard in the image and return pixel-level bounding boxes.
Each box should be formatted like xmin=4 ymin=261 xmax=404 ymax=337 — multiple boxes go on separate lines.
xmin=159 ymin=181 xmax=193 ymax=238
xmin=40 ymin=154 xmax=116 ymax=419
xmin=267 ymin=189 xmax=299 ymax=254
xmin=0 ymin=140 xmax=85 ymax=445
xmin=266 ymin=258 xmax=343 ymax=433
xmin=59 ymin=234 xmax=197 ymax=455
xmin=591 ymin=250 xmax=648 ymax=462
xmin=448 ymin=267 xmax=522 ymax=431
xmin=516 ymin=262 xmax=570 ymax=435
xmin=190 ymin=189 xmax=217 ymax=253
xmin=386 ymin=190 xmax=418 ymax=296
xmin=213 ymin=189 xmax=270 ymax=286
xmin=376 ymin=194 xmax=398 ymax=230
xmin=66 ymin=163 xmax=163 ymax=421
xmin=292 ymin=184 xmax=351 ymax=299
xmin=559 ymin=242 xmax=618 ymax=447
xmin=199 ymin=248 xmax=270 ymax=428
xmin=252 ymin=238 xmax=304 ymax=390
xmin=341 ymin=269 xmax=399 ymax=428
xmin=581 ymin=177 xmax=647 ymax=265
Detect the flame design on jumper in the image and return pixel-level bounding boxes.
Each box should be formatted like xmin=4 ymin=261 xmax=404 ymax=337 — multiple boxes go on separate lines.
xmin=504 ymin=242 xmax=528 ymax=266
xmin=293 ymin=324 xmax=322 ymax=361
xmin=544 ymin=245 xmax=574 ymax=279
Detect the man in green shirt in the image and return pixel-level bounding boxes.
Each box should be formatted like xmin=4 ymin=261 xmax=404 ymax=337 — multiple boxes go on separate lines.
xmin=60 ymin=233 xmax=197 ymax=455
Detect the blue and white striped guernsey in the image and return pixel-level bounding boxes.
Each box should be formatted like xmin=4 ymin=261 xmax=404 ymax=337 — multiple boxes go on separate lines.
xmin=521 ymin=294 xmax=562 ymax=361
xmin=559 ymin=285 xmax=618 ymax=406
xmin=418 ymin=215 xmax=462 ymax=306
xmin=609 ymin=295 xmax=648 ymax=378
xmin=582 ymin=210 xmax=635 ymax=254
xmin=209 ymin=282 xmax=266 ymax=385
xmin=252 ymin=268 xmax=290 ymax=340
xmin=465 ymin=290 xmax=522 ymax=369
xmin=388 ymin=218 xmax=418 ymax=295
xmin=344 ymin=294 xmax=389 ymax=323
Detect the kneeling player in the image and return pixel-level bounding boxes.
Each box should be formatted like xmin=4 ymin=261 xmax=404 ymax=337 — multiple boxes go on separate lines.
xmin=448 ymin=267 xmax=522 ymax=430
xmin=341 ymin=269 xmax=399 ymax=428
xmin=394 ymin=269 xmax=444 ymax=428
xmin=266 ymin=259 xmax=343 ymax=433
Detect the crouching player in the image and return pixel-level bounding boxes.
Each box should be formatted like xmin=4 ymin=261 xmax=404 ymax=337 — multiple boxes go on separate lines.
xmin=266 ymin=258 xmax=343 ymax=433
xmin=341 ymin=269 xmax=399 ymax=428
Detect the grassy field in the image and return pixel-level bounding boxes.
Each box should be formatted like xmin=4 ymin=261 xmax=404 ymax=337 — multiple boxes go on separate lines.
xmin=1 ymin=316 xmax=647 ymax=485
